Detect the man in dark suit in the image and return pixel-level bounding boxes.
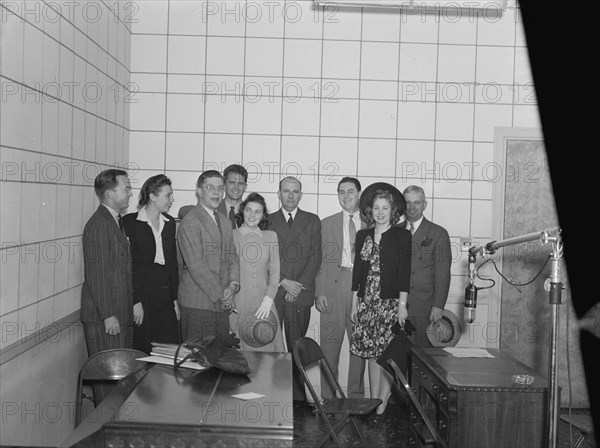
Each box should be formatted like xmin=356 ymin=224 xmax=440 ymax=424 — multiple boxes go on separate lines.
xmin=80 ymin=169 xmax=134 ymax=402
xmin=403 ymin=185 xmax=452 ymax=347
xmin=216 ymin=164 xmax=247 ymax=229
xmin=315 ymin=177 xmax=366 ymax=399
xmin=269 ymin=176 xmax=322 ymax=402
xmin=177 ymin=170 xmax=240 ymax=341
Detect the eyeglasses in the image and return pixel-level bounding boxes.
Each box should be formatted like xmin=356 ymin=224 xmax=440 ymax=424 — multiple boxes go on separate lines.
xmin=202 ymin=184 xmax=225 ymax=192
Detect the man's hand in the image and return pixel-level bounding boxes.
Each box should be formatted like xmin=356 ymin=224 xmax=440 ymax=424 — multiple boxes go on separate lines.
xmin=284 ymin=292 xmax=297 ymax=302
xmin=220 ymin=297 xmax=234 ymax=313
xmin=315 ymin=295 xmax=329 ymax=313
xmin=133 ymin=302 xmax=144 ymax=326
xmin=223 ymin=284 xmax=236 ymax=302
xmin=430 ymin=306 xmax=443 ymax=323
xmin=173 ymin=301 xmax=181 ymax=321
xmin=280 ymin=279 xmax=303 ymax=297
xmin=104 ymin=316 xmax=120 ymax=335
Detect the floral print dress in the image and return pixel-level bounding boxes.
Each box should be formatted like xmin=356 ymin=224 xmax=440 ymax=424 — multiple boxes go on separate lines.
xmin=350 ymin=235 xmax=399 ymax=359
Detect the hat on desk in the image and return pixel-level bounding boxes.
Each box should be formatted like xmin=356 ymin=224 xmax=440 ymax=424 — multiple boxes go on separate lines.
xmin=239 ymin=310 xmax=278 ymax=348
xmin=426 ymin=309 xmax=462 ymax=347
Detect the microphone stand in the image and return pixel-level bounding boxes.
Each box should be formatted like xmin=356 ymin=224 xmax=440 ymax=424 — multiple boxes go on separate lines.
xmin=468 ymin=226 xmax=563 ymax=448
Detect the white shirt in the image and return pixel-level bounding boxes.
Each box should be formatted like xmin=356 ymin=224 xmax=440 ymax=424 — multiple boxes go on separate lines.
xmin=137 ymin=207 xmax=168 ymax=265
xmin=407 ymin=216 xmax=424 ymax=234
xmin=201 ymin=204 xmax=219 ymax=224
xmin=341 ymin=210 xmax=361 ymax=268
xmin=281 ymin=207 xmax=298 ymax=222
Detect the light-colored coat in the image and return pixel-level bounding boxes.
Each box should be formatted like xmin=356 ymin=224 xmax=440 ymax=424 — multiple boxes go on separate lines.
xmin=177 ymin=204 xmax=240 ymax=312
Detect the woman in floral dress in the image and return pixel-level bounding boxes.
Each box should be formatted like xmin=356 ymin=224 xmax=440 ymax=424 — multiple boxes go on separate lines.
xmin=350 ymin=189 xmax=411 ymax=414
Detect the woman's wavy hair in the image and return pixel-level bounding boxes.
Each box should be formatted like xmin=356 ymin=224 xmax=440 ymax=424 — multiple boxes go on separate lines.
xmin=363 ymin=189 xmax=404 ymax=226
xmin=139 ymin=174 xmax=172 ymax=207
xmin=235 ymin=192 xmax=270 ymax=230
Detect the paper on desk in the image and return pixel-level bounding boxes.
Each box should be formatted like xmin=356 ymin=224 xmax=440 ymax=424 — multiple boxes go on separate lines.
xmin=442 ymin=348 xmax=495 ymax=358
xmin=137 ymin=355 xmax=208 ymax=371
xmin=231 ymin=392 xmax=266 ymax=400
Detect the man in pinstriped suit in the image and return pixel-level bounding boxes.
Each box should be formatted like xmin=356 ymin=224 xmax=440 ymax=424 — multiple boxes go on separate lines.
xmin=80 ymin=169 xmax=135 ymax=403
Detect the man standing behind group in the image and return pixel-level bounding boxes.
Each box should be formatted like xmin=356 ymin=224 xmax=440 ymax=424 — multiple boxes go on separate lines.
xmin=81 ymin=169 xmax=134 ymax=402
xmin=403 ymin=185 xmax=452 ymax=346
xmin=177 ymin=170 xmax=240 ymax=341
xmin=217 ymin=164 xmax=248 ymax=229
xmin=315 ymin=177 xmax=366 ymax=399
xmin=269 ymin=176 xmax=322 ymax=402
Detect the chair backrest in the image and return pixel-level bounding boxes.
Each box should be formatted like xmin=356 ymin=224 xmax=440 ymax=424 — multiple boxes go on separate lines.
xmin=80 ymin=349 xmax=148 ymax=381
xmin=293 ymin=337 xmax=346 ymax=399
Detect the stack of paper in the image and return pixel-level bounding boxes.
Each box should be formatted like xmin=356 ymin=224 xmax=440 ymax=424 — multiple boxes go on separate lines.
xmin=136 ymin=343 xmax=208 ymax=371
xmin=442 ymin=347 xmax=495 ymax=358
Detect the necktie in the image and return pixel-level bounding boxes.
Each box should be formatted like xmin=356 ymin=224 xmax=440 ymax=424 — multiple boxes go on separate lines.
xmin=213 ymin=211 xmax=222 ymax=237
xmin=349 ymin=214 xmax=357 ymax=259
xmin=409 ymin=222 xmax=415 ymax=235
xmin=117 ymin=214 xmax=124 ymax=233
xmin=229 ymin=206 xmax=236 ymax=228
xmin=287 ymin=213 xmax=293 ymax=228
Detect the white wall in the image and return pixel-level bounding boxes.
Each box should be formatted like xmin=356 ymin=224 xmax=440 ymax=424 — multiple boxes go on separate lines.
xmin=0 ymin=1 xmax=132 ymax=445
xmin=127 ymin=0 xmax=540 ymax=367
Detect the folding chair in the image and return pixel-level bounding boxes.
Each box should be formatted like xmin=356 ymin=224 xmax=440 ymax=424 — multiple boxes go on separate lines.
xmin=293 ymin=337 xmax=381 ymax=448
xmin=74 ymin=348 xmax=147 ymax=426
xmin=388 ymin=358 xmax=448 ymax=448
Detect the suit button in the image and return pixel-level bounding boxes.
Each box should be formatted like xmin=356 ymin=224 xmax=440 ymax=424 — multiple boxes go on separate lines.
xmin=334 ymin=280 xmax=338 ymax=283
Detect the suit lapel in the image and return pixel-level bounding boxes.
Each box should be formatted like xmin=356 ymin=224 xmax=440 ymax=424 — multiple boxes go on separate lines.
xmin=272 ymin=208 xmax=290 ymax=242
xmin=196 ymin=205 xmax=222 ymax=243
xmin=333 ymin=212 xmax=344 ymax=259
xmin=98 ymin=205 xmax=129 ymax=250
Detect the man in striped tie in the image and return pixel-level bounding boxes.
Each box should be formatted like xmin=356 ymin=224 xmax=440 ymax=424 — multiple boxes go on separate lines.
xmin=315 ymin=177 xmax=367 ymax=400
xmin=217 ymin=164 xmax=248 ymax=229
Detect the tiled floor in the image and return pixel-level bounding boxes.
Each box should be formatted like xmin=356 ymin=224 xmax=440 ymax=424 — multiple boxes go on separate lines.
xmin=292 ymin=400 xmax=596 ymax=448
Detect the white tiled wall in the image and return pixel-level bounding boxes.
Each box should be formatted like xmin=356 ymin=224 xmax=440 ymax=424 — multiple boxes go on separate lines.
xmin=127 ymin=0 xmax=540 ymax=322
xmin=0 ymin=1 xmax=131 ymax=444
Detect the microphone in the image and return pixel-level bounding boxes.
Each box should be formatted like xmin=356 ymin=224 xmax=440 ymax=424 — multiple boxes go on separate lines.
xmin=464 ymin=252 xmax=478 ymax=323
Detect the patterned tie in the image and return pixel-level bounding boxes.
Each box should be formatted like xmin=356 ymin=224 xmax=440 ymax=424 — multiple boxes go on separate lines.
xmin=117 ymin=214 xmax=124 ymax=233
xmin=287 ymin=213 xmax=293 ymax=228
xmin=409 ymin=222 xmax=415 ymax=235
xmin=229 ymin=206 xmax=236 ymax=228
xmin=349 ymin=214 xmax=357 ymax=259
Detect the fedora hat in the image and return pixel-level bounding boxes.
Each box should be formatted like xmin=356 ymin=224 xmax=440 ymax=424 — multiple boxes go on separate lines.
xmin=238 ymin=310 xmax=278 ymax=348
xmin=426 ymin=309 xmax=462 ymax=347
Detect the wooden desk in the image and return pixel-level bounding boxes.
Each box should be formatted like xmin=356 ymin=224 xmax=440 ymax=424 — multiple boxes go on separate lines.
xmin=61 ymin=352 xmax=293 ymax=448
xmin=409 ymin=347 xmax=549 ymax=448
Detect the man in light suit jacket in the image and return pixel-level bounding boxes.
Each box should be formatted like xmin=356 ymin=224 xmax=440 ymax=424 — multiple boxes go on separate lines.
xmin=216 ymin=164 xmax=247 ymax=229
xmin=315 ymin=177 xmax=367 ymax=399
xmin=403 ymin=185 xmax=452 ymax=347
xmin=269 ymin=176 xmax=322 ymax=402
xmin=81 ymin=169 xmax=135 ymax=402
xmin=177 ymin=170 xmax=240 ymax=341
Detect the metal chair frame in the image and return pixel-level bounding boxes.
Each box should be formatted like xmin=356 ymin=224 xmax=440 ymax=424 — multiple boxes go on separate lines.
xmin=74 ymin=348 xmax=147 ymax=426
xmin=293 ymin=337 xmax=381 ymax=448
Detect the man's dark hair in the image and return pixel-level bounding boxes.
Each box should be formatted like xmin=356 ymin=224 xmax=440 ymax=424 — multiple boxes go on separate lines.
xmin=196 ymin=170 xmax=224 ymax=188
xmin=337 ymin=177 xmax=361 ymax=192
xmin=94 ymin=169 xmax=127 ymax=200
xmin=223 ymin=164 xmax=248 ymax=183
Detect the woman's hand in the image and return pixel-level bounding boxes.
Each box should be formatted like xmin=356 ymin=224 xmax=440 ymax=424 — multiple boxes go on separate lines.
xmin=173 ymin=301 xmax=181 ymax=321
xmin=397 ymin=292 xmax=408 ymax=326
xmin=133 ymin=302 xmax=144 ymax=326
xmin=350 ymin=293 xmax=358 ymax=323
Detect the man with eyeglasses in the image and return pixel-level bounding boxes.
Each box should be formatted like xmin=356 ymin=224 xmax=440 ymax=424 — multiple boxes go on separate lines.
xmin=177 ymin=170 xmax=240 ymax=341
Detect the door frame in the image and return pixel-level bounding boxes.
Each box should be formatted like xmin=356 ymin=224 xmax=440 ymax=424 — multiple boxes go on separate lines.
xmin=488 ymin=127 xmax=545 ymax=348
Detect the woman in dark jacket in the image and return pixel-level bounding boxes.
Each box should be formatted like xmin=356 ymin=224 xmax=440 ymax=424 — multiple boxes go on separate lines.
xmin=350 ymin=189 xmax=411 ymax=414
xmin=123 ymin=174 xmax=180 ymax=354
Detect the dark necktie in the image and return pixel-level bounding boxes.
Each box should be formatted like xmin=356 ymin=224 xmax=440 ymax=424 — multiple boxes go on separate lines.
xmin=213 ymin=211 xmax=222 ymax=237
xmin=117 ymin=214 xmax=124 ymax=233
xmin=349 ymin=214 xmax=357 ymax=259
xmin=229 ymin=206 xmax=236 ymax=228
xmin=287 ymin=213 xmax=293 ymax=228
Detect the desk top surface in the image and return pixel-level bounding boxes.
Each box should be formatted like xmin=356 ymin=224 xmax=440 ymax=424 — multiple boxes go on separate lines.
xmin=411 ymin=347 xmax=549 ymax=391
xmin=61 ymin=351 xmax=293 ymax=447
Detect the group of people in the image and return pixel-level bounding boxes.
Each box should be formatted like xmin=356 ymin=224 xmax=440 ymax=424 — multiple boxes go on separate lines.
xmin=80 ymin=164 xmax=451 ymax=415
